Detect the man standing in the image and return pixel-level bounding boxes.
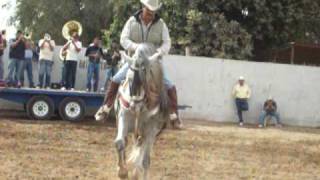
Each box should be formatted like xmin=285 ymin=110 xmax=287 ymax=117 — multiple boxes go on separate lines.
xmin=0 ymin=30 xmax=7 ymax=80
xmin=61 ymin=32 xmax=82 ymax=90
xmin=22 ymin=40 xmax=35 ymax=88
xmin=85 ymin=37 xmax=103 ymax=92
xmin=7 ymin=30 xmax=26 ymax=87
xmin=38 ymin=33 xmax=55 ymax=89
xmin=232 ymin=76 xmax=251 ymax=126
xmin=258 ymin=97 xmax=282 ymax=128
xmin=96 ymin=0 xmax=182 ymax=128
xmin=103 ymin=40 xmax=121 ymax=90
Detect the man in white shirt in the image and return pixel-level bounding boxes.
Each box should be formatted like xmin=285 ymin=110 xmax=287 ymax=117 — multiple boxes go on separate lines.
xmin=232 ymin=76 xmax=251 ymax=126
xmin=97 ymin=0 xmax=182 ymax=128
xmin=61 ymin=32 xmax=82 ymax=90
xmin=38 ymin=33 xmax=55 ymax=88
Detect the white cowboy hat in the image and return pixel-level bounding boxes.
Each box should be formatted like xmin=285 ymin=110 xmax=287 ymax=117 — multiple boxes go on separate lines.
xmin=140 ymin=0 xmax=162 ymax=11
xmin=239 ymin=76 xmax=245 ymax=80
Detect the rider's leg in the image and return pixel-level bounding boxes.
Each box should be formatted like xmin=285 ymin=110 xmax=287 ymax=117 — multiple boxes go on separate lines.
xmin=101 ymin=63 xmax=129 ymax=113
xmin=163 ymin=70 xmax=182 ymax=127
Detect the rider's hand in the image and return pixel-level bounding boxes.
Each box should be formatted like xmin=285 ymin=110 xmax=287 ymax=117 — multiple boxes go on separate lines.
xmin=148 ymin=52 xmax=161 ymax=62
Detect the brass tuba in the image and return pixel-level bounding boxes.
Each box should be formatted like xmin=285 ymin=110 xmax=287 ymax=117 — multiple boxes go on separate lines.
xmin=59 ymin=20 xmax=83 ymax=61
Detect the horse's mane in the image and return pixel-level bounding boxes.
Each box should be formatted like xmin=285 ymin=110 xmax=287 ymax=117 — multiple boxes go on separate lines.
xmin=136 ymin=44 xmax=169 ymax=115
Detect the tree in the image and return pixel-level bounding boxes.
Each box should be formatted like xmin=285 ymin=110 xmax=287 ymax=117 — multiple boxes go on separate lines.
xmin=216 ymin=0 xmax=320 ymax=59
xmin=105 ymin=0 xmax=253 ymax=59
xmin=13 ymin=0 xmax=113 ymax=45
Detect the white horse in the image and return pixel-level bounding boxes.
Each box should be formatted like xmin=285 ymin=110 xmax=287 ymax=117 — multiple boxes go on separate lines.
xmin=97 ymin=43 xmax=169 ymax=180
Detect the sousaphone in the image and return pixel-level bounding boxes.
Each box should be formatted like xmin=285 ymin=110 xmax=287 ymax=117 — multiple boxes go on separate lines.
xmin=59 ymin=20 xmax=83 ymax=61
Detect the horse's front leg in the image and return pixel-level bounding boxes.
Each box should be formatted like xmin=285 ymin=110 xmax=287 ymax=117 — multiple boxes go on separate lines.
xmin=115 ymin=110 xmax=129 ymax=179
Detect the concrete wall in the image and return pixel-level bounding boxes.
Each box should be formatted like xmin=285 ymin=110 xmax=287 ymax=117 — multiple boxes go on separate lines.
xmin=1 ymin=47 xmax=320 ymax=127
xmin=164 ymin=55 xmax=320 ymax=127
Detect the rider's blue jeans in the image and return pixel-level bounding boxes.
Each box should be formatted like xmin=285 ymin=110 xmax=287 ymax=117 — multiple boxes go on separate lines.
xmin=112 ymin=62 xmax=174 ymax=89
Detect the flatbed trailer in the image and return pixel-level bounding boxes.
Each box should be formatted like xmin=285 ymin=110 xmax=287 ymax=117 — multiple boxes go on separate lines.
xmin=0 ymin=87 xmax=104 ymax=121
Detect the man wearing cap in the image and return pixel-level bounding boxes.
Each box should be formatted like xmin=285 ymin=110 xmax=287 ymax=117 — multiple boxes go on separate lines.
xmin=232 ymin=76 xmax=251 ymax=126
xmin=96 ymin=0 xmax=182 ymax=128
xmin=258 ymin=97 xmax=282 ymax=128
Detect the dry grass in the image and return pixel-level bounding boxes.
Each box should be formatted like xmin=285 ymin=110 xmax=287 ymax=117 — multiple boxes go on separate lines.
xmin=0 ymin=116 xmax=319 ymax=180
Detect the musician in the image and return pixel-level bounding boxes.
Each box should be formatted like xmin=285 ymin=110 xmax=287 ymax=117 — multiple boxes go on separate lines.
xmin=61 ymin=31 xmax=82 ymax=90
xmin=38 ymin=33 xmax=55 ymax=89
xmin=258 ymin=97 xmax=282 ymax=128
xmin=85 ymin=37 xmax=103 ymax=92
xmin=7 ymin=30 xmax=26 ymax=87
xmin=103 ymin=40 xmax=121 ymax=90
xmin=0 ymin=30 xmax=6 ymax=80
xmin=98 ymin=0 xmax=182 ymax=128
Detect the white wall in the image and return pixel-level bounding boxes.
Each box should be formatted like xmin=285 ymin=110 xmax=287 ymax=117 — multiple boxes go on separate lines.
xmin=164 ymin=55 xmax=320 ymax=127
xmin=1 ymin=47 xmax=320 ymax=127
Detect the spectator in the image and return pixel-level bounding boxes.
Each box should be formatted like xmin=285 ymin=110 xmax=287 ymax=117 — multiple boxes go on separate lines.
xmin=258 ymin=97 xmax=282 ymax=128
xmin=232 ymin=76 xmax=251 ymax=126
xmin=21 ymin=40 xmax=35 ymax=88
xmin=61 ymin=32 xmax=82 ymax=90
xmin=0 ymin=30 xmax=7 ymax=80
xmin=85 ymin=37 xmax=103 ymax=92
xmin=38 ymin=33 xmax=55 ymax=89
xmin=7 ymin=30 xmax=26 ymax=87
xmin=103 ymin=41 xmax=121 ymax=91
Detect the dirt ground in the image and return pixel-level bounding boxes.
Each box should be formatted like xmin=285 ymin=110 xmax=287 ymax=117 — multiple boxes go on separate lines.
xmin=0 ymin=112 xmax=319 ymax=180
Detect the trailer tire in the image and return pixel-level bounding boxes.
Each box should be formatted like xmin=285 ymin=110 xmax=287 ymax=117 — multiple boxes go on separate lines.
xmin=26 ymin=96 xmax=55 ymax=120
xmin=59 ymin=97 xmax=86 ymax=122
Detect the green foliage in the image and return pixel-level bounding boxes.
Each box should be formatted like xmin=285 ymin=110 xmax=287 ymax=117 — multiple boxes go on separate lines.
xmin=13 ymin=0 xmax=320 ymax=60
xmin=14 ymin=0 xmax=113 ymax=45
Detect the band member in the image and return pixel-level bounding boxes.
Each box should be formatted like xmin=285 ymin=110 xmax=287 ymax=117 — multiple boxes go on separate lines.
xmin=7 ymin=30 xmax=26 ymax=87
xmin=22 ymin=39 xmax=35 ymax=88
xmin=0 ymin=30 xmax=7 ymax=80
xmin=97 ymin=0 xmax=182 ymax=128
xmin=61 ymin=32 xmax=82 ymax=90
xmin=232 ymin=76 xmax=251 ymax=126
xmin=38 ymin=33 xmax=55 ymax=89
xmin=103 ymin=40 xmax=121 ymax=91
xmin=85 ymin=37 xmax=103 ymax=92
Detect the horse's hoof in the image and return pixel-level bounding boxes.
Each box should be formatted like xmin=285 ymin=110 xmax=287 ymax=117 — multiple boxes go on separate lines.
xmin=118 ymin=168 xmax=128 ymax=179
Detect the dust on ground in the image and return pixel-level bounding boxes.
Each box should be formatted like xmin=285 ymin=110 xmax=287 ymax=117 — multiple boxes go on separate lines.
xmin=0 ymin=112 xmax=319 ymax=180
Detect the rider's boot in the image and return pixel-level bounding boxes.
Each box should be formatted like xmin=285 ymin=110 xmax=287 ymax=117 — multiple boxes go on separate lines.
xmin=95 ymin=81 xmax=120 ymax=121
xmin=167 ymin=86 xmax=183 ymax=129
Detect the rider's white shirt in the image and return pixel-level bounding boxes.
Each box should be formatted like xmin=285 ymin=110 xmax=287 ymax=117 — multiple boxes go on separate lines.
xmin=120 ymin=16 xmax=171 ymax=56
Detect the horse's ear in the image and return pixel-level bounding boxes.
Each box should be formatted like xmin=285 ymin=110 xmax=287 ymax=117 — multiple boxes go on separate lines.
xmin=120 ymin=51 xmax=134 ymax=64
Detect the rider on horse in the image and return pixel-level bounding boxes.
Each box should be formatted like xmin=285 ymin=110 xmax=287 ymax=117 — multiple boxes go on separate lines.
xmin=97 ymin=0 xmax=182 ymax=128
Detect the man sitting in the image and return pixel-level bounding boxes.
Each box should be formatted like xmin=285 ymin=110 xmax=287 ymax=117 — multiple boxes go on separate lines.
xmin=258 ymin=97 xmax=282 ymax=128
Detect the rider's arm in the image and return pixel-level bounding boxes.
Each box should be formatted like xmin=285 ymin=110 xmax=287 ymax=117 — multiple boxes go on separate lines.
xmin=120 ymin=17 xmax=139 ymax=52
xmin=157 ymin=21 xmax=171 ymax=56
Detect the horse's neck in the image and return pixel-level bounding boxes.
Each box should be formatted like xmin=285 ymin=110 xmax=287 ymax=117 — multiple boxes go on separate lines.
xmin=119 ymin=78 xmax=145 ymax=102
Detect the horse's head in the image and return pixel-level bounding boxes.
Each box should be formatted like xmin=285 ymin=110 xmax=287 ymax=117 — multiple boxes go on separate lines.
xmin=122 ymin=44 xmax=158 ymax=97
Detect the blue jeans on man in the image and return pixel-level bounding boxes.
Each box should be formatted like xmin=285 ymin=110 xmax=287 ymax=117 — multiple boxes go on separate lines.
xmin=112 ymin=62 xmax=174 ymax=89
xmin=20 ymin=58 xmax=34 ymax=87
xmin=259 ymin=110 xmax=280 ymax=125
xmin=104 ymin=66 xmax=118 ymax=89
xmin=86 ymin=62 xmax=100 ymax=92
xmin=235 ymin=98 xmax=249 ymax=123
xmin=0 ymin=55 xmax=4 ymax=80
xmin=7 ymin=58 xmax=20 ymax=85
xmin=39 ymin=60 xmax=53 ymax=88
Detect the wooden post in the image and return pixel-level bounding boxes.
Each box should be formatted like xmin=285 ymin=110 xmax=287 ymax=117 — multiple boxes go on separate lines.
xmin=290 ymin=42 xmax=295 ymax=64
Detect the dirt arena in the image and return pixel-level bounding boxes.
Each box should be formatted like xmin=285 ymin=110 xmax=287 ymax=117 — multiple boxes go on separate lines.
xmin=0 ymin=112 xmax=319 ymax=180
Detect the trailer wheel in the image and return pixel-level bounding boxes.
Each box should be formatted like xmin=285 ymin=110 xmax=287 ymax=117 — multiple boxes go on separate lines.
xmin=59 ymin=97 xmax=86 ymax=122
xmin=26 ymin=96 xmax=54 ymax=120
